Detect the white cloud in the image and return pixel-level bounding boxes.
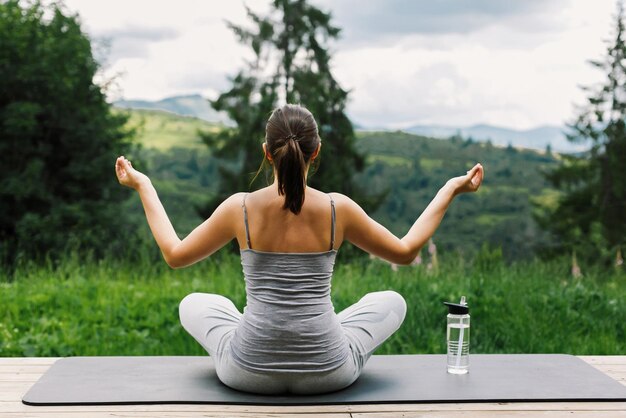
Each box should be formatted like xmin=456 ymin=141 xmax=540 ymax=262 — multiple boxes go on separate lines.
xmin=62 ymin=0 xmax=617 ymax=129
xmin=63 ymin=0 xmax=269 ymax=101
xmin=331 ymin=0 xmax=616 ymax=129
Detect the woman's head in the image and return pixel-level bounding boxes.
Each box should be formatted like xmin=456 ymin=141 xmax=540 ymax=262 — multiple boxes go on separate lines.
xmin=263 ymin=104 xmax=321 ymax=214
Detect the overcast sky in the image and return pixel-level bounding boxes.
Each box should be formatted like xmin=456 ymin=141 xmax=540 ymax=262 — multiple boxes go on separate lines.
xmin=62 ymin=0 xmax=617 ymax=130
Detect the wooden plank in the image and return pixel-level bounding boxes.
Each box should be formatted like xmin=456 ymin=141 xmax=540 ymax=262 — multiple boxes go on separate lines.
xmin=602 ymin=372 xmax=626 ymax=382
xmin=346 ymin=402 xmax=626 ymax=412
xmin=0 ymin=374 xmax=41 ymax=382
xmin=592 ymin=365 xmax=626 ymax=373
xmin=4 ymin=413 xmax=626 ymax=418
xmin=0 ymin=385 xmax=35 ymax=401
xmin=0 ymin=358 xmax=59 ymax=366
xmin=0 ymin=413 xmax=351 ymax=418
xmin=578 ymin=358 xmax=626 ymax=386
xmin=0 ymin=365 xmax=53 ymax=374
xmin=0 ymin=381 xmax=35 ymax=391
xmin=3 ymin=402 xmax=626 ymax=413
xmin=579 ymin=356 xmax=626 ymax=365
xmin=353 ymin=412 xmax=626 ymax=417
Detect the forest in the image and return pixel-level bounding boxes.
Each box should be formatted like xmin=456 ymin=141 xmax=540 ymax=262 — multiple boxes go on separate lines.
xmin=120 ymin=108 xmax=559 ymax=263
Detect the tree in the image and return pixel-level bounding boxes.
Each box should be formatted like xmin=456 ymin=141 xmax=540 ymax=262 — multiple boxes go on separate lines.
xmin=0 ymin=0 xmax=138 ymax=271
xmin=197 ymin=0 xmax=383 ymax=225
xmin=535 ymin=1 xmax=626 ymax=261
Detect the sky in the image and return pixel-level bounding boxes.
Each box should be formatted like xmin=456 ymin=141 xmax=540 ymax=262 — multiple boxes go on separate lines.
xmin=61 ymin=0 xmax=618 ymax=130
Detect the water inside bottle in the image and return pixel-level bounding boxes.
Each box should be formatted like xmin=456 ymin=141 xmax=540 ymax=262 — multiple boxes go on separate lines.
xmin=447 ymin=322 xmax=470 ymax=374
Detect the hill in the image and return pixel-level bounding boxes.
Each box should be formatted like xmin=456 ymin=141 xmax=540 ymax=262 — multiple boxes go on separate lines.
xmin=355 ymin=131 xmax=558 ymax=260
xmin=403 ymin=123 xmax=586 ymax=154
xmin=113 ymin=108 xmax=221 ymax=151
xmin=113 ymin=94 xmax=232 ymax=126
xmin=113 ymin=94 xmax=578 ymax=153
xmin=120 ymin=109 xmax=558 ymax=260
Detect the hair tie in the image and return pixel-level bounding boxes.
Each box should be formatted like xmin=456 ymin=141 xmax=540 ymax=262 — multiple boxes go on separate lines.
xmin=286 ymin=133 xmax=298 ymax=142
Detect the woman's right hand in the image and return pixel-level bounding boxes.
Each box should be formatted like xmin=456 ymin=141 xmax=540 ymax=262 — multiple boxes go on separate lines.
xmin=447 ymin=163 xmax=484 ymax=195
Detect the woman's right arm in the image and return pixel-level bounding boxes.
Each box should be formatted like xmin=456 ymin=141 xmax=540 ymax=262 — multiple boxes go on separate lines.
xmin=338 ymin=163 xmax=483 ymax=265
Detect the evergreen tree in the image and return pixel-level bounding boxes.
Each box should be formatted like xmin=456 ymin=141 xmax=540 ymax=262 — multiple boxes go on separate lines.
xmin=535 ymin=1 xmax=626 ymax=261
xmin=197 ymin=0 xmax=383 ymax=221
xmin=0 ymin=0 xmax=138 ymax=270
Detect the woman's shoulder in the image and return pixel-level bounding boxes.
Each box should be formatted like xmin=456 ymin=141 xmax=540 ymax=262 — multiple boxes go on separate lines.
xmin=327 ymin=191 xmax=358 ymax=207
xmin=227 ymin=191 xmax=249 ymax=203
xmin=326 ymin=192 xmax=365 ymax=219
xmin=215 ymin=192 xmax=248 ymax=212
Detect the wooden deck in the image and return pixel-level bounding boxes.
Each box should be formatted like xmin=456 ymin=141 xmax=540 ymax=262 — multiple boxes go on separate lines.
xmin=1 ymin=356 xmax=625 ymax=417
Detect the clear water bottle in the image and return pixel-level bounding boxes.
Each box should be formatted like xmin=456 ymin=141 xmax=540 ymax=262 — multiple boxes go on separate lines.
xmin=444 ymin=296 xmax=470 ymax=374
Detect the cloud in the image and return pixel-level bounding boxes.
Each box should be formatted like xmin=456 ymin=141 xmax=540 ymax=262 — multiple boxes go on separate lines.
xmin=339 ymin=60 xmax=473 ymax=128
xmin=65 ymin=0 xmax=616 ymax=129
xmin=168 ymin=68 xmax=231 ymax=94
xmin=90 ymin=25 xmax=180 ymax=62
xmin=95 ymin=25 xmax=180 ymax=41
xmin=312 ymin=0 xmax=570 ymax=48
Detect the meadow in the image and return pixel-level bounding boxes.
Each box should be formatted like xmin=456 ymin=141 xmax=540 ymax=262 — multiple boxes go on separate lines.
xmin=2 ymin=109 xmax=621 ymax=359
xmin=1 ymin=247 xmax=624 ymax=357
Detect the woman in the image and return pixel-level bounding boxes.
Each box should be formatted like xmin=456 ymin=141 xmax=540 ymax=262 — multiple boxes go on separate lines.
xmin=115 ymin=104 xmax=483 ymax=395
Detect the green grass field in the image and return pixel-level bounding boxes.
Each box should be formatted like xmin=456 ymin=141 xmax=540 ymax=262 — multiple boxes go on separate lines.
xmin=1 ymin=250 xmax=624 ymax=357
xmin=114 ymin=108 xmax=221 ymax=151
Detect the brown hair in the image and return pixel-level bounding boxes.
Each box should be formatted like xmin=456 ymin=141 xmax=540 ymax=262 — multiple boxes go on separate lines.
xmin=262 ymin=104 xmax=321 ymax=215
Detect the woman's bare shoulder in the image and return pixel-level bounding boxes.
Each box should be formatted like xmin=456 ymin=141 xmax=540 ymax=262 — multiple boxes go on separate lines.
xmin=327 ymin=192 xmax=363 ymax=214
xmin=215 ymin=192 xmax=248 ymax=212
xmin=328 ymin=192 xmax=367 ymax=223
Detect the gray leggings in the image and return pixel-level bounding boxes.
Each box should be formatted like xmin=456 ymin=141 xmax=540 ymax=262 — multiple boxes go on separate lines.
xmin=179 ymin=290 xmax=407 ymax=395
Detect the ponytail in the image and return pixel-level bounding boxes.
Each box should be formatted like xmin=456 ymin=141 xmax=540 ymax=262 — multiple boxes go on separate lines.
xmin=264 ymin=104 xmax=321 ymax=215
xmin=275 ymin=137 xmax=307 ymax=214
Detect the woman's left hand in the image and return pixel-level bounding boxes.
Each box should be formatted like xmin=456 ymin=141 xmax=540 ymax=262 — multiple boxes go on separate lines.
xmin=115 ymin=156 xmax=150 ymax=190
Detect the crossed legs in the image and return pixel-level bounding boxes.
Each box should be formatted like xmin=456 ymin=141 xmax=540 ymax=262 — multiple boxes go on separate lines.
xmin=179 ymin=290 xmax=407 ymax=394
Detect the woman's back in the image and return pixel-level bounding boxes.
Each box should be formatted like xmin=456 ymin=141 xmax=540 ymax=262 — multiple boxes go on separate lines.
xmin=230 ymin=189 xmax=351 ymax=373
xmin=236 ymin=186 xmax=338 ymax=253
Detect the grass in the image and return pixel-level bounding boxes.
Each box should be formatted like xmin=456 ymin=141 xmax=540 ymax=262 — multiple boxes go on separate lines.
xmin=366 ymin=154 xmax=413 ymax=168
xmin=114 ymin=108 xmax=220 ymax=151
xmin=420 ymin=158 xmax=444 ymax=171
xmin=1 ymin=251 xmax=624 ymax=357
xmin=475 ymin=213 xmax=516 ymax=225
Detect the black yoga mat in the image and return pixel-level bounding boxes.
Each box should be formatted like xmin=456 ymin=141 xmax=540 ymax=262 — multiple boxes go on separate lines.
xmin=22 ymin=354 xmax=626 ymax=406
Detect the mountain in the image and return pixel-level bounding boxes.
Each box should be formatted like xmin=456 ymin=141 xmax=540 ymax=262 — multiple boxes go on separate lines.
xmin=115 ymin=94 xmax=365 ymax=130
xmin=113 ymin=94 xmax=233 ymax=126
xmin=402 ymin=123 xmax=588 ymax=154
xmin=113 ymin=94 xmax=587 ymax=153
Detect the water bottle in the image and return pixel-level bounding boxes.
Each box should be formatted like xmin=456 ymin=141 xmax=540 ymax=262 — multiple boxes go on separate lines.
xmin=444 ymin=296 xmax=470 ymax=374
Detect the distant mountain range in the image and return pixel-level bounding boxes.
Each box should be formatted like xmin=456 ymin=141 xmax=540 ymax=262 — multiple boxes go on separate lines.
xmin=113 ymin=94 xmax=587 ymax=153
xmin=402 ymin=124 xmax=588 ymax=154
xmin=113 ymin=94 xmax=233 ymax=127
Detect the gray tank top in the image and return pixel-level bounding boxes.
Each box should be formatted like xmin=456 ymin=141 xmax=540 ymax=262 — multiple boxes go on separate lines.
xmin=229 ymin=193 xmax=351 ymax=373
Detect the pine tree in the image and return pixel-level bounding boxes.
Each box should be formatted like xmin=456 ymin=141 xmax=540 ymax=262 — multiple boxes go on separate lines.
xmin=536 ymin=1 xmax=626 ymax=261
xmin=197 ymin=0 xmax=383 ymax=221
xmin=0 ymin=1 xmax=138 ymax=270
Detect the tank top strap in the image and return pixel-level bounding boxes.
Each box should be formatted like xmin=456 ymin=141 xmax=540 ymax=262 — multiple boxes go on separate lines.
xmin=242 ymin=193 xmax=251 ymax=249
xmin=328 ymin=193 xmax=336 ymax=251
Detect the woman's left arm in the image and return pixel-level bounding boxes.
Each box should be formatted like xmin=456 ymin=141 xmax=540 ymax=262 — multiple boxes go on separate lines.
xmin=116 ymin=156 xmax=238 ymax=269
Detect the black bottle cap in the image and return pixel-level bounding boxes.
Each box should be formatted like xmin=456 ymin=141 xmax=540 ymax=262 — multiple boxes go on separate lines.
xmin=444 ymin=301 xmax=469 ymax=315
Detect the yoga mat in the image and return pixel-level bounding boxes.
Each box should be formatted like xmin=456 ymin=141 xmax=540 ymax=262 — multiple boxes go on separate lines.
xmin=22 ymin=354 xmax=626 ymax=406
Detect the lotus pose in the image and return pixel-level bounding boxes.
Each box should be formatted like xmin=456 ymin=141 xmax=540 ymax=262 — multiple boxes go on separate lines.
xmin=115 ymin=104 xmax=483 ymax=395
